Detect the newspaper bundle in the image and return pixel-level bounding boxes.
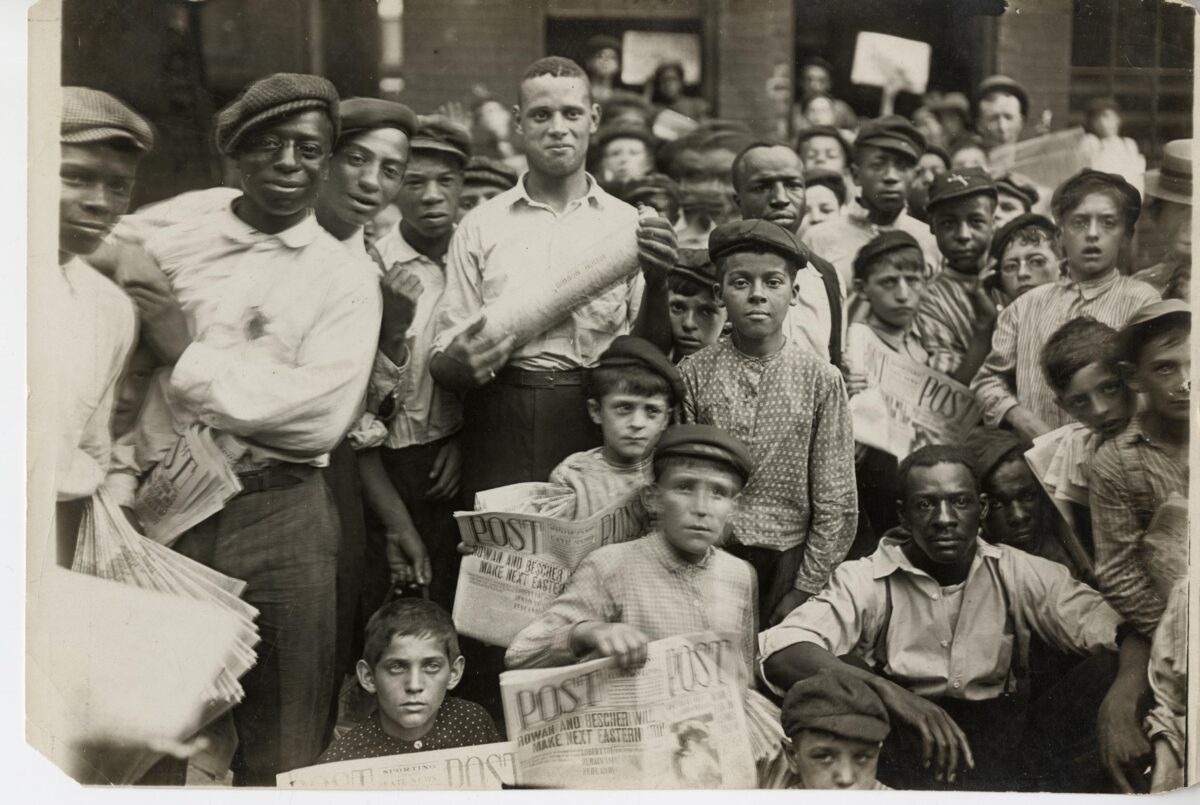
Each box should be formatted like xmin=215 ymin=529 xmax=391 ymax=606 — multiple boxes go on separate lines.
xmin=499 ymin=632 xmax=757 ymax=789
xmin=452 ymin=484 xmax=650 ymax=646
xmin=131 ymin=424 xmax=243 ymax=546
xmin=277 ymin=742 xmax=516 ymax=789
xmin=849 ymin=336 xmax=982 ymax=459
xmin=988 ymin=127 xmax=1088 ymax=195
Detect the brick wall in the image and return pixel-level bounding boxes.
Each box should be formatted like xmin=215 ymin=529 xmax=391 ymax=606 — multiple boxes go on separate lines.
xmin=715 ymin=0 xmax=793 ymax=134
xmin=994 ymin=0 xmax=1073 ymax=129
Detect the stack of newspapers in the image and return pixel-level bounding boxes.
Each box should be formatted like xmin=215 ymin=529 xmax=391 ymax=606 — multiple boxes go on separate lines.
xmin=132 ymin=424 xmax=244 ymax=546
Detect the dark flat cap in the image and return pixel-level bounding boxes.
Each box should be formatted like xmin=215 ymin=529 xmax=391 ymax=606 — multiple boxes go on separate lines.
xmin=586 ymin=34 xmax=622 ymax=56
xmin=965 ymin=426 xmax=1024 ymax=487
xmin=215 ymin=73 xmax=339 ymax=155
xmin=410 ymin=115 xmax=472 ymax=165
xmin=463 ymin=156 xmax=519 ymax=190
xmin=989 ymin=212 xmax=1057 ymax=261
xmin=624 ymin=172 xmax=681 ymax=203
xmin=709 ymin=218 xmax=807 ymax=269
xmin=855 ymin=114 xmax=926 ymax=162
xmin=781 ymin=671 xmax=891 ymax=743
xmin=1117 ymin=299 xmax=1191 ymax=364
xmin=853 ymin=231 xmax=923 ymax=279
xmin=670 ymin=248 xmax=718 ymax=289
xmin=995 ymin=172 xmax=1039 ymax=209
xmin=594 ymin=121 xmax=656 ymax=152
xmin=597 ymin=335 xmax=685 ymax=403
xmin=62 ymin=87 xmax=154 ymax=152
xmin=653 ymin=425 xmax=754 ymax=483
xmin=1050 ymin=168 xmax=1142 ymax=227
xmin=338 ymin=97 xmax=418 ymax=143
xmin=803 ymin=167 xmax=847 ymax=205
xmin=926 ymin=167 xmax=997 ymax=211
xmin=976 ymin=75 xmax=1029 ymax=118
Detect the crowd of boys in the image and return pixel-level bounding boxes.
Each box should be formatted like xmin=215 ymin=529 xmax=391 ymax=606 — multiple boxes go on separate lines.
xmin=51 ymin=38 xmax=1190 ymax=793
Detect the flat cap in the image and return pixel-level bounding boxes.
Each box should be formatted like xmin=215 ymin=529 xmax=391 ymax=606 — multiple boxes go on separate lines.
xmin=923 ymin=144 xmax=951 ymax=167
xmin=594 ymin=121 xmax=656 ymax=152
xmin=1051 ymin=168 xmax=1142 ymax=227
xmin=995 ymin=172 xmax=1039 ymax=209
xmin=1117 ymin=299 xmax=1191 ymax=364
xmin=781 ymin=671 xmax=891 ymax=743
xmin=463 ymin=156 xmax=519 ymax=190
xmin=61 ymin=87 xmax=154 ymax=152
xmin=410 ymin=115 xmax=472 ymax=165
xmin=989 ymin=212 xmax=1056 ymax=261
xmin=803 ymin=167 xmax=847 ymax=205
xmin=853 ymin=231 xmax=923 ymax=279
xmin=976 ymin=75 xmax=1029 ymax=118
xmin=623 ymin=172 xmax=681 ymax=204
xmin=597 ymin=335 xmax=685 ymax=404
xmin=653 ymin=425 xmax=754 ymax=483
xmin=215 ymin=72 xmax=339 ymax=155
xmin=855 ymin=114 xmax=926 ymax=162
xmin=670 ymin=247 xmax=718 ymax=289
xmin=338 ymin=97 xmax=418 ymax=143
xmin=586 ymin=34 xmax=622 ymax=56
xmin=926 ymin=166 xmax=997 ymax=211
xmin=708 ymin=218 xmax=807 ymax=269
xmin=964 ymin=426 xmax=1023 ymax=486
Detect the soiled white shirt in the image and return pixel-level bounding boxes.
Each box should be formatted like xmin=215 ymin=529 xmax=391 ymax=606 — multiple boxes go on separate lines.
xmin=109 ymin=207 xmax=381 ymax=502
xmin=49 ymin=257 xmax=136 ymax=500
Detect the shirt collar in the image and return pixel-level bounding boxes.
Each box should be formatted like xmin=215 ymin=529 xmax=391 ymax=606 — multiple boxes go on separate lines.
xmin=647 ymin=530 xmax=716 ymax=572
xmin=1061 ymin=267 xmax=1120 ymax=300
xmin=219 ymin=204 xmax=323 ymax=249
xmin=871 ymin=528 xmax=1000 ymax=581
xmin=507 ymin=171 xmax=608 ymax=212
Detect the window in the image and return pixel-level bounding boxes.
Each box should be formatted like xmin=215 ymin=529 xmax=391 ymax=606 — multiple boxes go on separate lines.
xmin=378 ymin=0 xmax=404 ymax=96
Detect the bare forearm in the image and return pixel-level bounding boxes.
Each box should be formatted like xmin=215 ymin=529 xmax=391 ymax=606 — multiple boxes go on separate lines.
xmin=358 ymin=447 xmax=415 ymax=529
xmin=763 ymin=642 xmax=888 ymax=696
xmin=953 ymin=325 xmax=994 ymax=384
xmin=1113 ymin=633 xmax=1152 ymax=697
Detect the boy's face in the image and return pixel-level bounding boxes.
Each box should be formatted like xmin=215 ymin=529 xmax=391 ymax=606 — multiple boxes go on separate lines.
xmin=356 ymin=634 xmax=464 ymax=741
xmin=647 ymin=459 xmax=741 ymax=560
xmin=982 ymin=457 xmax=1051 ymax=552
xmin=734 ymin=145 xmax=806 ymax=234
xmin=950 ymin=145 xmax=988 ymax=172
xmin=913 ymin=152 xmax=947 ymax=194
xmin=396 ymin=151 xmax=464 ymax=239
xmin=1055 ymin=361 xmax=1133 ymax=439
xmin=801 ymin=184 xmax=840 ymax=231
xmin=791 ymin=730 xmax=882 ymax=790
xmin=668 ymin=289 xmax=725 ymax=357
xmin=600 ymin=137 xmax=652 ymax=183
xmin=1092 ymin=109 xmax=1121 ymax=139
xmin=59 ymin=143 xmax=140 ymax=257
xmin=112 ymin=344 xmax=158 ymax=438
xmin=1058 ymin=191 xmax=1127 ymax=279
xmin=799 ymin=136 xmax=846 ymax=175
xmin=716 ymin=251 xmax=797 ymax=342
xmin=234 ymin=110 xmax=333 ymax=222
xmin=1130 ymin=328 xmax=1191 ymax=423
xmin=588 ymin=392 xmax=671 ymax=465
xmin=319 ymin=128 xmax=410 ymax=229
xmin=929 ymin=194 xmax=995 ymax=274
xmin=993 ymin=190 xmax=1027 ymax=230
xmin=457 ymin=183 xmax=504 ymax=218
xmin=854 ymin=251 xmax=925 ymax=330
xmin=852 ymin=146 xmax=915 ymax=218
xmin=998 ymin=237 xmax=1059 ymax=300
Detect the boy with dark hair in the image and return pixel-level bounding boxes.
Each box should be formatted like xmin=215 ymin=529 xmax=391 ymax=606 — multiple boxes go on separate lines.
xmin=972 ymin=169 xmax=1160 ymax=445
xmin=549 ymin=336 xmax=682 ymax=518
xmin=794 ymin=125 xmax=852 ymax=176
xmin=318 ymin=599 xmax=499 ymax=762
xmin=1041 ymin=317 xmax=1134 ymax=441
xmin=989 ymin=213 xmax=1062 ymax=306
xmin=994 ymin=173 xmax=1039 ymax=230
xmin=457 ymin=156 xmax=518 ymax=217
xmin=1090 ymin=300 xmax=1191 ymax=637
xmin=666 ymin=249 xmax=725 ymax=361
xmin=801 ymin=167 xmax=846 ymax=232
xmin=679 ymin=219 xmax=857 ymax=626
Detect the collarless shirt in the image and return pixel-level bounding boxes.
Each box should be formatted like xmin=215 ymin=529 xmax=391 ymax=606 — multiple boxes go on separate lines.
xmin=316 ymin=696 xmax=500 ymax=763
xmin=759 ymin=533 xmax=1122 ymax=700
xmin=432 ymin=173 xmax=644 ymax=371
xmin=971 ymin=270 xmax=1160 ymax=430
xmin=678 ymin=337 xmax=857 ymax=593
xmin=801 ymin=205 xmax=942 ymax=293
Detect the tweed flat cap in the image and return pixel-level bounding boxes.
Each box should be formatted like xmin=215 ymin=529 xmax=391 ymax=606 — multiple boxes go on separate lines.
xmin=926 ymin=167 xmax=997 ymax=211
xmin=654 ymin=424 xmax=754 ymax=483
xmin=338 ymin=97 xmax=418 ymax=143
xmin=856 ymin=114 xmax=925 ymax=162
xmin=61 ymin=87 xmax=154 ymax=152
xmin=669 ymin=247 xmax=718 ymax=289
xmin=853 ymin=231 xmax=923 ymax=279
xmin=410 ymin=115 xmax=472 ymax=165
xmin=215 ymin=72 xmax=340 ymax=155
xmin=995 ymin=172 xmax=1039 ymax=209
xmin=709 ymin=218 xmax=807 ymax=269
xmin=464 ymin=156 xmax=519 ymax=190
xmin=596 ymin=335 xmax=685 ymax=403
xmin=781 ymin=671 xmax=891 ymax=743
xmin=989 ymin=212 xmax=1057 ymax=261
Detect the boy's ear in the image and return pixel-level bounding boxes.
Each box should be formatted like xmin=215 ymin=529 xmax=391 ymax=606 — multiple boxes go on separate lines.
xmin=586 ymin=398 xmax=603 ymax=425
xmin=355 ymin=659 xmax=377 ymax=695
xmin=712 ymin=281 xmax=725 ymax=305
xmin=852 ymin=277 xmax=865 ymax=295
xmin=511 ymin=104 xmax=523 ymax=135
xmin=447 ymin=655 xmax=466 ymax=691
xmin=789 ymin=275 xmax=800 ymax=307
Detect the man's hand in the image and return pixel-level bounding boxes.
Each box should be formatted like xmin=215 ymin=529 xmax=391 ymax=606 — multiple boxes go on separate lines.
xmin=426 ymin=438 xmax=462 ymax=501
xmin=875 ymin=682 xmax=975 ymax=783
xmin=124 ymin=281 xmax=191 ymax=365
xmin=768 ymin=589 xmax=811 ymax=627
xmin=570 ymin=622 xmax=650 ymax=670
xmin=635 ymin=213 xmax=678 ymax=284
xmin=440 ymin=314 xmax=517 ymax=389
xmin=386 ymin=523 xmax=431 ymax=589
xmin=1098 ymin=688 xmax=1152 ymax=793
xmin=380 ymin=263 xmax=424 ymax=357
xmin=1004 ymin=406 xmax=1051 ymax=447
xmin=969 ymin=264 xmax=1001 ymax=332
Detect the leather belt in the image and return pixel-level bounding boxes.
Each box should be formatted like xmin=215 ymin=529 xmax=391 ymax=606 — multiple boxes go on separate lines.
xmin=236 ymin=466 xmax=305 ymax=496
xmin=494 ymin=367 xmax=587 ymax=388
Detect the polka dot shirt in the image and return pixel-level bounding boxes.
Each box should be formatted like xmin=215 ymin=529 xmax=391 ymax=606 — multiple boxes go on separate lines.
xmin=317 ymin=696 xmax=501 ymax=764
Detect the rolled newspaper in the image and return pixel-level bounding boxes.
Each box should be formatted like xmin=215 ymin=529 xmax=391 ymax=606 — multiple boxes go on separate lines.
xmin=473 ymin=205 xmax=656 ymax=348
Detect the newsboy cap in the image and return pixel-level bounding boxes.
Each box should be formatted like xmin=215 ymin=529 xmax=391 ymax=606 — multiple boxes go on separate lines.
xmin=410 ymin=116 xmax=472 ymax=166
xmin=781 ymin=671 xmax=891 ymax=743
xmin=338 ymin=97 xmax=418 ymax=144
xmin=995 ymin=172 xmax=1040 ymax=209
xmin=61 ymin=87 xmax=154 ymax=152
xmin=670 ymin=247 xmax=719 ymax=290
xmin=853 ymin=231 xmax=923 ymax=279
xmin=989 ymin=212 xmax=1056 ymax=262
xmin=926 ymin=167 xmax=997 ymax=212
xmin=215 ymin=72 xmax=340 ymax=155
xmin=708 ymin=218 xmax=807 ymax=270
xmin=964 ymin=426 xmax=1024 ymax=488
xmin=463 ymin=156 xmax=519 ymax=190
xmin=596 ymin=335 xmax=686 ymax=404
xmin=653 ymin=425 xmax=754 ymax=483
xmin=855 ymin=114 xmax=926 ymax=162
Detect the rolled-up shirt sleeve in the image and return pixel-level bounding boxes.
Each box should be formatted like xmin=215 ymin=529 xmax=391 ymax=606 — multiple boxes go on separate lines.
xmin=504 ymin=555 xmax=618 ymax=670
xmin=1145 ymin=581 xmax=1187 ymax=761
xmin=970 ymin=303 xmax=1022 ymax=427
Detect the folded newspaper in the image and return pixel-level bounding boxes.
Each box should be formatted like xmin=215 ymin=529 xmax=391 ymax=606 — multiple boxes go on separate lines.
xmin=277 ymin=741 xmax=516 ymax=789
xmin=132 ymin=424 xmax=243 ymax=546
xmin=452 ymin=483 xmax=650 ymax=646
xmin=499 ymin=632 xmax=758 ymax=789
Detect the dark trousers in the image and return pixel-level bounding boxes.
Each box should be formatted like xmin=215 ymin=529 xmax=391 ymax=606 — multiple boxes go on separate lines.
xmin=325 ymin=440 xmax=367 ymax=681
xmin=173 ymin=467 xmax=338 ymax=786
xmin=725 ymin=541 xmax=804 ymax=619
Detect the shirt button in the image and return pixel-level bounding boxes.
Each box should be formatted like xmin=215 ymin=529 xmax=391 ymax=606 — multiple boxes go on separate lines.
xmin=940 ymin=640 xmax=949 ymax=648
xmin=414 ymin=740 xmax=423 ymax=749
xmin=952 ymin=681 xmax=961 ymax=689
xmin=931 ymin=593 xmax=940 ymax=601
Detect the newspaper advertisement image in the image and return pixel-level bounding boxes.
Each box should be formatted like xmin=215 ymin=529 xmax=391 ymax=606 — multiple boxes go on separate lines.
xmin=452 ymin=484 xmax=650 ymax=646
xmin=849 ymin=335 xmax=982 ymax=459
xmin=276 ymin=742 xmax=516 ymax=790
xmin=499 ymin=632 xmax=757 ymax=789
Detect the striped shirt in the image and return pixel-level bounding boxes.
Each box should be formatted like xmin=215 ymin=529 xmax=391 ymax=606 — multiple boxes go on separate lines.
xmin=678 ymin=337 xmax=857 ymax=592
xmin=914 ymin=266 xmax=982 ymax=375
xmin=548 ymin=447 xmax=651 ymax=519
xmin=1146 ymin=579 xmax=1187 ymax=765
xmin=970 ymin=270 xmax=1160 ymax=429
xmin=505 ymin=530 xmax=758 ymax=682
xmin=1089 ymin=413 xmax=1189 ymax=636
